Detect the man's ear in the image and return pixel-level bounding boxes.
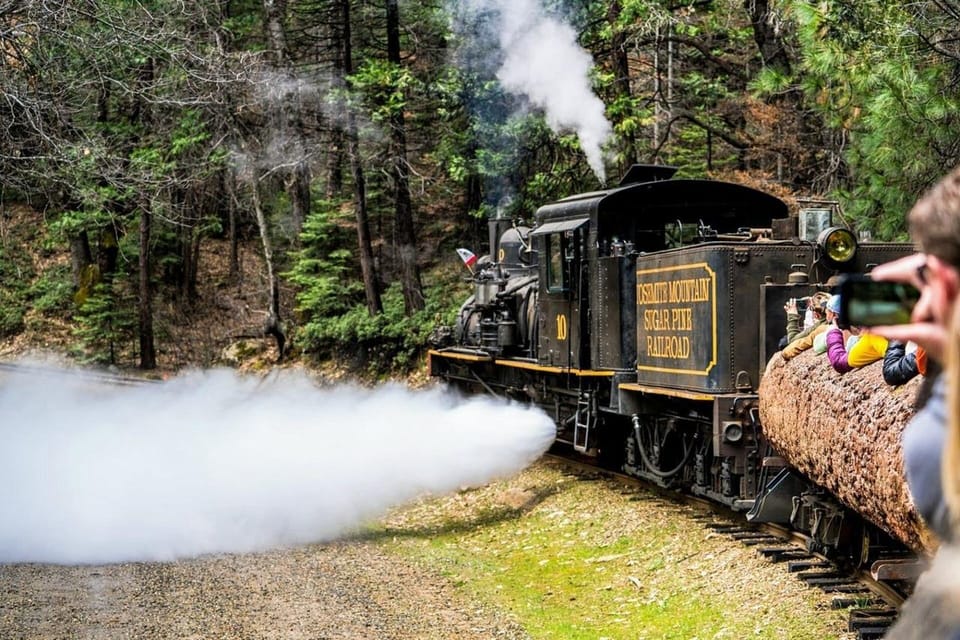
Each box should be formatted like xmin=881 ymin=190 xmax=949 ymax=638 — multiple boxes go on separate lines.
xmin=932 ymin=255 xmax=960 ymax=298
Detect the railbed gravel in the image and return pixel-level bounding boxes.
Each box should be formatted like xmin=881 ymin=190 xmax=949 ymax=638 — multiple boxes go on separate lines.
xmin=0 ymin=460 xmax=851 ymax=639
xmin=0 ymin=541 xmax=528 ymax=640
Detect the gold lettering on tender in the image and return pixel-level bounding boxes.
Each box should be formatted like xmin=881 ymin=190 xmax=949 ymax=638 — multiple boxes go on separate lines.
xmin=665 ymin=277 xmax=711 ymax=304
xmin=645 ymin=335 xmax=691 ymax=359
xmin=643 ymin=308 xmax=673 ymax=331
xmin=637 ymin=281 xmax=671 ymax=305
xmin=640 ymin=277 xmax=712 ymax=306
xmin=638 ymin=269 xmax=713 ymax=362
xmin=670 ymin=307 xmax=693 ymax=331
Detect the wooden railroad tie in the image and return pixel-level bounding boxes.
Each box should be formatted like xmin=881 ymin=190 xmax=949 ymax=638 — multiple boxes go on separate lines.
xmin=787 ymin=559 xmax=832 ymax=572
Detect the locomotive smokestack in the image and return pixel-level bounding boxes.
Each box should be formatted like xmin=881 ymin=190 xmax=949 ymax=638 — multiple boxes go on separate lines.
xmin=489 ymin=198 xmax=513 ymax=265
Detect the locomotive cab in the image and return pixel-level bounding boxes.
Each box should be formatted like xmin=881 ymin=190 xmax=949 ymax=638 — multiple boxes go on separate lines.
xmin=531 ymin=218 xmax=589 ymax=369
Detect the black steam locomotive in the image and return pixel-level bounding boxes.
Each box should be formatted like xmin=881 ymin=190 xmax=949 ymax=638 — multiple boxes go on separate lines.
xmin=428 ymin=165 xmax=912 ymax=562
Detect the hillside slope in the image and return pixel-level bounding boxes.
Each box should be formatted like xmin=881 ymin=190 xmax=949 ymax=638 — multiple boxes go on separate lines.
xmin=0 ymin=204 xmax=284 ymax=373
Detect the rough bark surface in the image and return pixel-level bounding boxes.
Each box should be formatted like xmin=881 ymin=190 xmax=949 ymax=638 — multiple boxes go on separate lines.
xmin=759 ymin=349 xmax=936 ymax=552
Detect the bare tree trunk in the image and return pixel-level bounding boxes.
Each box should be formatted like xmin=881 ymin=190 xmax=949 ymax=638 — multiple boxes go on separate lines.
xmin=321 ymin=4 xmax=346 ymax=200
xmin=224 ymin=166 xmax=240 ymax=281
xmin=386 ymin=0 xmax=423 ymax=314
xmin=347 ymin=116 xmax=381 ymax=315
xmin=340 ymin=0 xmax=381 ymax=315
xmin=607 ymin=0 xmax=637 ymax=179
xmin=138 ymin=204 xmax=156 ymax=369
xmin=289 ymin=158 xmax=311 ymax=235
xmin=133 ymin=56 xmax=156 ymax=369
xmin=175 ymin=188 xmax=200 ymax=303
xmin=744 ymin=0 xmax=791 ymax=74
xmin=325 ymin=130 xmax=345 ymax=199
xmin=262 ymin=0 xmax=311 ymax=237
xmin=262 ymin=0 xmax=289 ymax=65
xmin=250 ymin=176 xmax=286 ymax=360
xmin=69 ymin=232 xmax=93 ymax=289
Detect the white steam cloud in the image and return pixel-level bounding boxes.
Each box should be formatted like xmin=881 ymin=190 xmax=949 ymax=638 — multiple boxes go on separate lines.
xmin=0 ymin=364 xmax=555 ymax=565
xmin=453 ymin=0 xmax=613 ymax=183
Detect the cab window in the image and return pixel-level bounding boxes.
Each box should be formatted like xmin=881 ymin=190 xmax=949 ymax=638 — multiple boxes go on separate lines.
xmin=546 ymin=232 xmax=565 ymax=292
xmin=664 ymin=221 xmax=701 ymax=249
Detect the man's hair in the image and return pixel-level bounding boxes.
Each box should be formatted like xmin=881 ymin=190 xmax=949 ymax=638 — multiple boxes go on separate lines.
xmin=909 ymin=167 xmax=960 ymax=269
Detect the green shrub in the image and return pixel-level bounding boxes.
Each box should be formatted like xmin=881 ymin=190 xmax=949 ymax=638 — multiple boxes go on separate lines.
xmin=298 ymin=278 xmax=466 ymax=375
xmin=0 ymin=246 xmax=33 ymax=337
xmin=286 ymin=199 xmax=472 ymax=375
xmin=70 ymin=279 xmax=136 ymax=365
xmin=28 ymin=264 xmax=74 ymax=314
xmin=0 ymin=289 xmax=26 ymax=337
xmin=284 ymin=200 xmax=363 ymax=320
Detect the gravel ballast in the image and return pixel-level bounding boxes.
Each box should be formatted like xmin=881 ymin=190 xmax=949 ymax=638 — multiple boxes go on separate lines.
xmin=1 ymin=460 xmax=852 ymax=639
xmin=0 ymin=541 xmax=527 ymax=640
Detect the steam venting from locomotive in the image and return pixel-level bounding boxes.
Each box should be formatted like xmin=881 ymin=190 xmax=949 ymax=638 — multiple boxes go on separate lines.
xmin=449 ymin=0 xmax=612 ymax=182
xmin=0 ymin=363 xmax=554 ymax=564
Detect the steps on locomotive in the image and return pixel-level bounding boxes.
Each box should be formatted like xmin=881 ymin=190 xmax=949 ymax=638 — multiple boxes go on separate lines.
xmin=573 ymin=392 xmax=597 ymax=454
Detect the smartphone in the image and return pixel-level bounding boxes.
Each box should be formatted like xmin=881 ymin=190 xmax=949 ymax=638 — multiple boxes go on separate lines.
xmin=838 ymin=274 xmax=921 ymax=327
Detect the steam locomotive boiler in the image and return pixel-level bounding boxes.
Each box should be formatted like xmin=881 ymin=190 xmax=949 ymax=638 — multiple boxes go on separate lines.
xmin=428 ymin=165 xmax=911 ymax=561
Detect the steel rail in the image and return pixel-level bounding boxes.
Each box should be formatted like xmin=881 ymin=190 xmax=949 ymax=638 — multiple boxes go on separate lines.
xmin=0 ymin=361 xmax=157 ymax=386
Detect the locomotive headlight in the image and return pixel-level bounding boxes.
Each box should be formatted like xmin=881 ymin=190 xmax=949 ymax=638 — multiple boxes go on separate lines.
xmin=817 ymin=226 xmax=857 ymax=265
xmin=722 ymin=422 xmax=743 ymax=443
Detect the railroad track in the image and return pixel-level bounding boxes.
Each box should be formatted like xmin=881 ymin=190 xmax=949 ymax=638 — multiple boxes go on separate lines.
xmin=544 ymin=449 xmax=915 ymax=640
xmin=0 ymin=361 xmax=156 ymax=386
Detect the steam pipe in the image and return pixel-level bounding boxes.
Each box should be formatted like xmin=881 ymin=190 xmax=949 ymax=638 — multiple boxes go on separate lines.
xmin=631 ymin=414 xmax=697 ymax=479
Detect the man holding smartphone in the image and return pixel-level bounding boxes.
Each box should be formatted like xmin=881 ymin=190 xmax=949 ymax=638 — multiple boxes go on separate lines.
xmin=780 ymin=293 xmax=831 ymax=359
xmin=870 ymin=169 xmax=960 ymax=639
xmin=870 ymin=170 xmax=960 ymax=543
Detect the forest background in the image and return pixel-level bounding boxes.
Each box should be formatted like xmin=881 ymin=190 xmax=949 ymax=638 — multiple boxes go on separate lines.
xmin=1 ymin=0 xmax=958 ymax=375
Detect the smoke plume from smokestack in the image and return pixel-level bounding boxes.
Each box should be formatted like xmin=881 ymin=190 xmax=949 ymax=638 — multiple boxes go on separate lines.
xmin=0 ymin=364 xmax=555 ymax=564
xmin=451 ymin=0 xmax=613 ymax=183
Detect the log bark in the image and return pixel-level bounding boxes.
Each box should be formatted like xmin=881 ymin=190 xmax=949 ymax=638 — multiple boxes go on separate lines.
xmin=759 ymin=349 xmax=936 ymax=552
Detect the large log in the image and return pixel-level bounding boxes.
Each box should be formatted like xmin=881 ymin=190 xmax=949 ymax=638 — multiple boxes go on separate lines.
xmin=759 ymin=349 xmax=936 ymax=553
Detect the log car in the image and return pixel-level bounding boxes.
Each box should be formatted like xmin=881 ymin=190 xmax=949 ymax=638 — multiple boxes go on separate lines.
xmin=428 ymin=165 xmax=915 ymax=564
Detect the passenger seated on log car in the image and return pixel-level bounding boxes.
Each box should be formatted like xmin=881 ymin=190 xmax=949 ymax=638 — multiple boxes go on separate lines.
xmin=812 ymin=294 xmax=839 ymax=355
xmin=825 ymin=294 xmax=889 ymax=373
xmin=797 ymin=294 xmax=820 ymax=333
xmin=780 ymin=294 xmax=831 ymax=360
xmin=883 ymin=340 xmax=927 ymax=387
xmin=783 ymin=292 xmax=830 ymax=344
